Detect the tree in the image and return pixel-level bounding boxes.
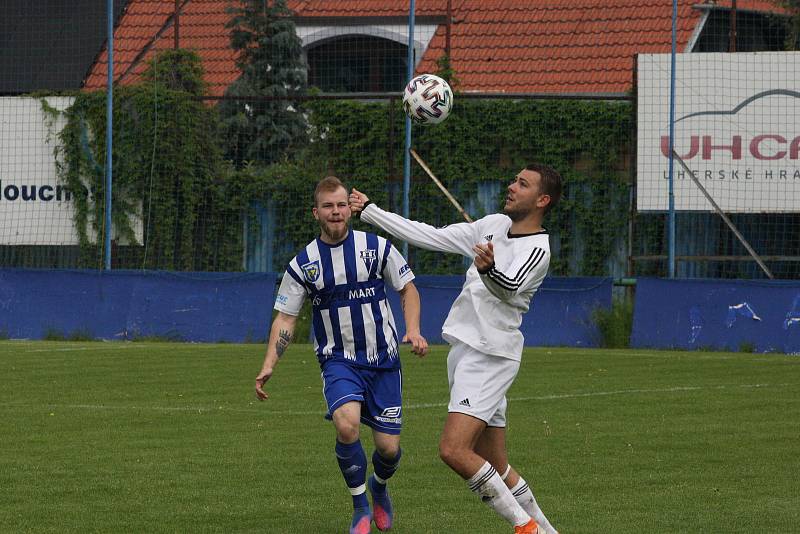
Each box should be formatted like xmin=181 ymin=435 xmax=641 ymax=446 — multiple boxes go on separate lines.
xmin=773 ymin=1 xmax=800 ymax=49
xmin=141 ymin=48 xmax=207 ymax=95
xmin=220 ymin=0 xmax=308 ymax=167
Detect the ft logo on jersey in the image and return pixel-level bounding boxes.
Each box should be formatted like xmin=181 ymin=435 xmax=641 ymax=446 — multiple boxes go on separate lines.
xmin=360 ymin=249 xmax=377 ymax=271
xmin=301 ymin=260 xmax=321 ymax=283
xmin=375 ymin=406 xmax=402 ymax=424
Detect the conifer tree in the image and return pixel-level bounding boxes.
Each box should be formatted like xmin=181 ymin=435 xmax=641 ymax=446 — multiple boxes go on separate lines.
xmin=221 ymin=0 xmax=308 ymax=166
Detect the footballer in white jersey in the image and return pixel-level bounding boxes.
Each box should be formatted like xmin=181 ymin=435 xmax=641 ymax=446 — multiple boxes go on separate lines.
xmin=350 ymin=163 xmax=563 ymax=534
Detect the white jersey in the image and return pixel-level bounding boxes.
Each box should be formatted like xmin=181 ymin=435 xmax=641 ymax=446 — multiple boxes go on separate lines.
xmin=274 ymin=229 xmax=415 ymax=369
xmin=362 ymin=204 xmax=550 ymax=360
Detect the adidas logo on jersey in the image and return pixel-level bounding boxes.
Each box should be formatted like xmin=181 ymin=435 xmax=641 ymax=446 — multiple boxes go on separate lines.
xmin=458 ymin=398 xmax=471 ymax=407
xmin=483 ymin=234 xmax=493 ymax=242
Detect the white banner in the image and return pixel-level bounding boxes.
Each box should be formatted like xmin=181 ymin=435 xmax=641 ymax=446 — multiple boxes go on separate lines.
xmin=637 ymin=52 xmax=800 ymax=212
xmin=0 ymin=96 xmax=142 ymax=245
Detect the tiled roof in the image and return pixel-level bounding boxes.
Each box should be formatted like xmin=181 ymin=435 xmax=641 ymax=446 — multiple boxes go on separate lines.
xmin=84 ymin=0 xmax=785 ymax=96
xmin=85 ymin=0 xmax=239 ymax=96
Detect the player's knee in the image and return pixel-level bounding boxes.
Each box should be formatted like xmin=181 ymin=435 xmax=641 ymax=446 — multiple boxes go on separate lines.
xmin=375 ymin=442 xmax=399 ymax=459
xmin=438 ymin=438 xmax=461 ymax=468
xmin=335 ymin=422 xmax=360 ymax=443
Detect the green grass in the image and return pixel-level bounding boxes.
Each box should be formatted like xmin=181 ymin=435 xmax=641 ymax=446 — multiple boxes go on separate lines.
xmin=1 ymin=341 xmax=798 ymax=533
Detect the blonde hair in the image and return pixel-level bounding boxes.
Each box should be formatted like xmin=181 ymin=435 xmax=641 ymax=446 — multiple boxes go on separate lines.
xmin=313 ymin=176 xmax=346 ymax=206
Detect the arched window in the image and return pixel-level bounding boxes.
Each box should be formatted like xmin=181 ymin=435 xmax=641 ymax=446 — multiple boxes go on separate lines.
xmin=307 ymin=35 xmax=408 ymax=92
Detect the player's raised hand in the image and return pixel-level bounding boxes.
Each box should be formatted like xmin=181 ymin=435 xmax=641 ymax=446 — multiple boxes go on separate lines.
xmin=255 ymin=368 xmax=273 ymax=400
xmin=472 ymin=241 xmax=495 ymax=271
xmin=349 ymin=188 xmax=370 ymax=214
xmin=402 ymin=332 xmax=429 ymax=357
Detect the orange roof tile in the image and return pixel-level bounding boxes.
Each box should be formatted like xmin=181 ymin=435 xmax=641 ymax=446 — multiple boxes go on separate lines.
xmin=84 ymin=0 xmax=786 ymax=96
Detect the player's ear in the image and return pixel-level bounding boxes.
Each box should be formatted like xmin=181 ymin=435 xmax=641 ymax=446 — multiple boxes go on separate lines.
xmin=312 ymin=206 xmax=319 ymax=220
xmin=537 ymin=194 xmax=551 ymax=209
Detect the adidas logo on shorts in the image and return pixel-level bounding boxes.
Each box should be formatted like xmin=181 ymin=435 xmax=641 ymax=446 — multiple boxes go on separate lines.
xmin=458 ymin=398 xmax=471 ymax=407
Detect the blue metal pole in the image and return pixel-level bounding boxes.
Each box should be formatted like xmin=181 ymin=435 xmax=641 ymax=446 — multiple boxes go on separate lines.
xmin=104 ymin=0 xmax=114 ymax=270
xmin=667 ymin=0 xmax=677 ymax=278
xmin=402 ymin=0 xmax=416 ymax=258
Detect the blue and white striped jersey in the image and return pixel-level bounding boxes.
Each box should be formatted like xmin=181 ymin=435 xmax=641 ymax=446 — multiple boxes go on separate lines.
xmin=274 ymin=230 xmax=415 ymax=369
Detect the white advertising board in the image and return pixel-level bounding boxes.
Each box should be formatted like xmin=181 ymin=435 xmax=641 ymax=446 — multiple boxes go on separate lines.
xmin=0 ymin=96 xmax=142 ymax=245
xmin=637 ymin=52 xmax=800 ymax=212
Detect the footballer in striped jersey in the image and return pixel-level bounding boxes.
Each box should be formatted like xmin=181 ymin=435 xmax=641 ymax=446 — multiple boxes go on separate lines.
xmin=256 ymin=177 xmax=427 ymax=534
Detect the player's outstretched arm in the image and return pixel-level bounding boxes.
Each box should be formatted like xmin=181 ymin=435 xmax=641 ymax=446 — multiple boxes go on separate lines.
xmin=398 ymin=281 xmax=428 ymax=357
xmin=350 ymin=188 xmax=477 ymax=257
xmin=255 ymin=311 xmax=298 ymax=400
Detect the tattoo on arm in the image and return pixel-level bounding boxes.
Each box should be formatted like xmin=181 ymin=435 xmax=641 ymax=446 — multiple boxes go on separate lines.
xmin=276 ymin=329 xmax=293 ymax=358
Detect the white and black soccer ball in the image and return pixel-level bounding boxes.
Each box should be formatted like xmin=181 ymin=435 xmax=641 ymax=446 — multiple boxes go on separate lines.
xmin=402 ymin=74 xmax=453 ymax=125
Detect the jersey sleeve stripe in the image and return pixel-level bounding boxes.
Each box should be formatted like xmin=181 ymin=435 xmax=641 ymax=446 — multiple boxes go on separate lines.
xmin=286 ymin=263 xmax=305 ymax=287
xmin=489 ymin=248 xmax=545 ymax=286
xmin=380 ymin=238 xmax=392 ymax=276
xmin=486 ymin=270 xmax=520 ymax=291
xmin=486 ymin=249 xmax=546 ymax=290
xmin=488 ymin=252 xmax=544 ymax=290
xmin=489 ymin=251 xmax=537 ymax=285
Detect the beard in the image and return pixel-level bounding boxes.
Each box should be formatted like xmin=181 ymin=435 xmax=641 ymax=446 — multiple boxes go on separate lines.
xmin=319 ymin=220 xmax=348 ymax=242
xmin=503 ymin=203 xmax=527 ymax=222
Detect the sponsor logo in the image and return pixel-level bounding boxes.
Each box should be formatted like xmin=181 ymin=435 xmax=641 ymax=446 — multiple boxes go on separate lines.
xmin=483 ymin=234 xmax=493 ymax=242
xmin=0 ymin=181 xmax=80 ymax=202
xmin=638 ymin=56 xmax=800 ymax=213
xmin=458 ymin=398 xmax=471 ymax=408
xmin=663 ymin=90 xmax=800 ymax=163
xmin=275 ymin=294 xmax=288 ymax=306
xmin=381 ymin=407 xmax=401 ymax=418
xmin=348 ymin=286 xmax=376 ymax=299
xmin=301 ymin=260 xmax=321 ymax=283
xmin=360 ymin=248 xmax=377 ymax=271
xmin=375 ymin=406 xmax=402 ymax=424
xmin=398 ymin=264 xmax=411 ymax=276
xmin=662 ymin=134 xmax=800 ymax=162
xmin=343 ymin=465 xmax=362 ymax=474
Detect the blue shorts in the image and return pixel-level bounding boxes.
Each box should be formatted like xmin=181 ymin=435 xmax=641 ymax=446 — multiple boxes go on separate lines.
xmin=321 ymin=360 xmax=403 ymax=435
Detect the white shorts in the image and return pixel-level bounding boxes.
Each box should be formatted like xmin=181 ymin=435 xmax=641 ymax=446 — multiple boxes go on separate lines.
xmin=447 ymin=341 xmax=520 ymax=427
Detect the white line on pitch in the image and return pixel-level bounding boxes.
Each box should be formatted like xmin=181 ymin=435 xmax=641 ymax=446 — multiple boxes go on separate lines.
xmin=22 ymin=346 xmax=135 ymax=353
xmin=2 ymin=382 xmax=794 ymax=417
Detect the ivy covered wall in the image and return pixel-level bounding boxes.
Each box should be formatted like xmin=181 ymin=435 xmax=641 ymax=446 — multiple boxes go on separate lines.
xmin=43 ymin=66 xmax=633 ymax=275
xmin=288 ymin=97 xmax=634 ymax=276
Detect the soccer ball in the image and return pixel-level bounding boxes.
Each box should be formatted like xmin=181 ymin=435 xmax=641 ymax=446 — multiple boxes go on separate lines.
xmin=402 ymin=74 xmax=453 ymax=125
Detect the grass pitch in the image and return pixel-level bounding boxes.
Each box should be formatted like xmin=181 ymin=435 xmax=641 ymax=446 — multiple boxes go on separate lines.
xmin=1 ymin=341 xmax=798 ymax=533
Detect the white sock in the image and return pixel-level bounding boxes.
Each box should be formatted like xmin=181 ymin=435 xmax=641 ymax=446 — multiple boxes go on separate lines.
xmin=510 ymin=477 xmax=557 ymax=534
xmin=467 ymin=461 xmax=531 ymax=527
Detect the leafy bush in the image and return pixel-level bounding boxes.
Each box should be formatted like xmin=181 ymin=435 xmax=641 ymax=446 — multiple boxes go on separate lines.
xmin=594 ymin=297 xmax=634 ymax=348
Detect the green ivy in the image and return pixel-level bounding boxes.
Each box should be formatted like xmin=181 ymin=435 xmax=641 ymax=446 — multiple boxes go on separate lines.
xmin=303 ymin=97 xmax=632 ymax=276
xmin=41 ymin=51 xmax=247 ymax=271
xmin=43 ymin=85 xmax=237 ymax=270
xmin=42 ymin=58 xmax=632 ymax=276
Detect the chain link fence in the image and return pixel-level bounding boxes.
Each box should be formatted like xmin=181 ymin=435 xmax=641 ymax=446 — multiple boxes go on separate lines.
xmin=1 ymin=0 xmax=797 ymax=279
